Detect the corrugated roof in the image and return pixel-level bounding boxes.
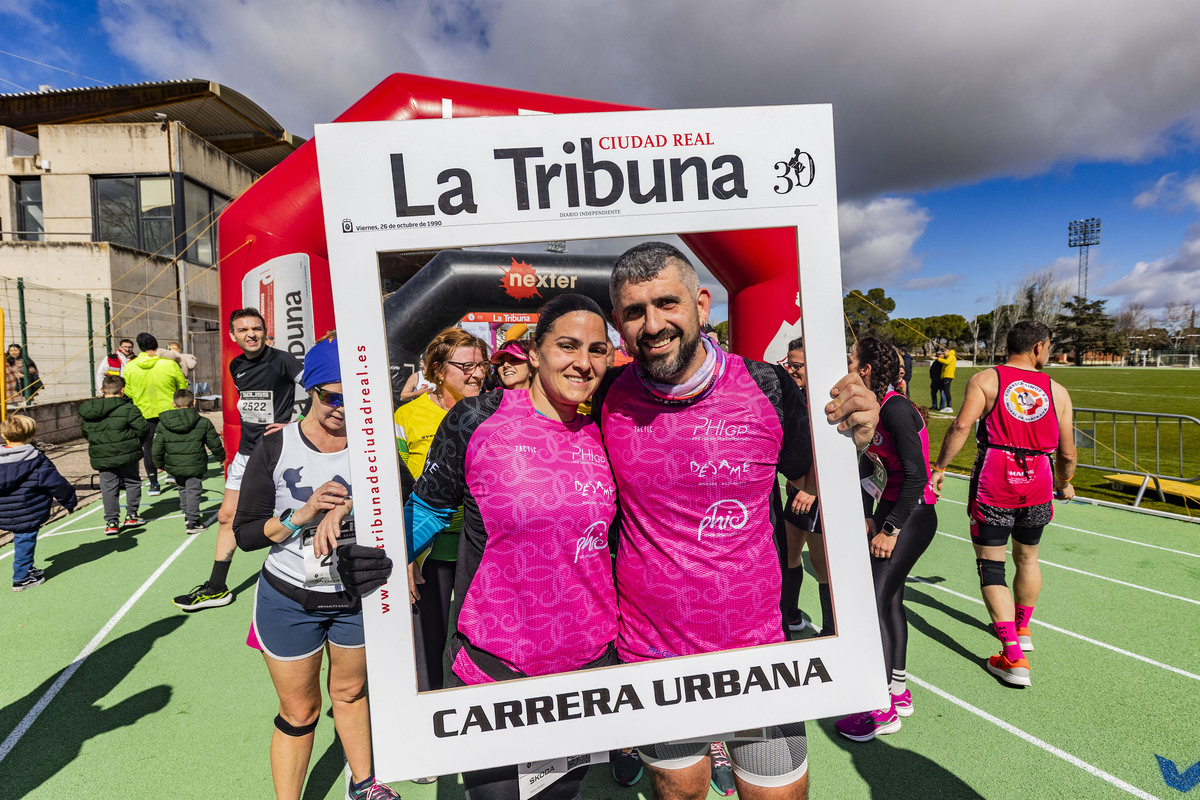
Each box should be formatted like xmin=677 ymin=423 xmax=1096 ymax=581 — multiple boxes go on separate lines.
xmin=0 ymin=78 xmax=304 ymax=174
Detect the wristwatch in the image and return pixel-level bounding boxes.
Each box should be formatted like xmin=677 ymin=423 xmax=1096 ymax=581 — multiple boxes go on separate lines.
xmin=881 ymin=521 xmax=901 ymax=537
xmin=279 ymin=508 xmax=304 ymax=535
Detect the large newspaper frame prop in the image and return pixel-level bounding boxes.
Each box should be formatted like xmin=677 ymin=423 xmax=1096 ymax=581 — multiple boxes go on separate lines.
xmin=315 ymin=105 xmax=886 ymax=782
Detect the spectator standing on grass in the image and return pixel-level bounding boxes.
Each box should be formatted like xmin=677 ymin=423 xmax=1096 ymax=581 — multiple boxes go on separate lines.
xmin=80 ymin=375 xmax=148 ymax=535
xmin=928 ymin=350 xmax=943 ymax=410
xmin=1 ymin=414 xmax=76 ymax=591
xmin=153 ymin=388 xmax=226 ymax=535
xmin=172 ymin=308 xmax=302 ymax=612
xmin=931 ymin=320 xmax=1076 ymax=688
xmin=123 ymin=333 xmax=187 ymax=495
xmin=95 ymin=338 xmax=135 ymax=394
xmin=935 ymin=347 xmax=957 ymax=412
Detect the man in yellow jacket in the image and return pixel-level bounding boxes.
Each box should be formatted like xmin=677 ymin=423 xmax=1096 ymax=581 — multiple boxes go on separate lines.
xmin=936 ymin=347 xmax=958 ymax=412
xmin=123 ymin=333 xmax=187 ymax=494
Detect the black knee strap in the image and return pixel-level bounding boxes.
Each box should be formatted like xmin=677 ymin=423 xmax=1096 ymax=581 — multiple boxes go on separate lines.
xmin=977 ymin=558 xmax=1007 ymax=588
xmin=275 ymin=714 xmax=317 ymax=737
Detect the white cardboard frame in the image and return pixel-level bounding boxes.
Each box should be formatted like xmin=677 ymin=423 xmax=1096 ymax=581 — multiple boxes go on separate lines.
xmin=314 ymin=105 xmax=886 ymax=782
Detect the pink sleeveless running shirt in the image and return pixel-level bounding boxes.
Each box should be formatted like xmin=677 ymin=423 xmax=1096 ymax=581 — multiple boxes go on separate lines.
xmin=867 ymin=391 xmax=937 ymax=505
xmin=973 ymin=365 xmax=1059 ymax=508
xmin=600 ymin=355 xmax=810 ymax=662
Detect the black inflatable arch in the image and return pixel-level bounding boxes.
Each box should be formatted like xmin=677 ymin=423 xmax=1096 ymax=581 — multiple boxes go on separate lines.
xmin=383 ymin=250 xmax=617 ymax=402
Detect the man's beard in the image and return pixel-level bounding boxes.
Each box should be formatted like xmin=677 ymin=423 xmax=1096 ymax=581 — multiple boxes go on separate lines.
xmin=638 ymin=325 xmax=702 ymax=383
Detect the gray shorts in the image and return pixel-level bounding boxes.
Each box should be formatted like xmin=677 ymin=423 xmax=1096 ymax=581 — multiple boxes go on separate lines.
xmin=640 ymin=722 xmax=808 ymax=788
xmin=252 ymin=574 xmax=364 ymax=661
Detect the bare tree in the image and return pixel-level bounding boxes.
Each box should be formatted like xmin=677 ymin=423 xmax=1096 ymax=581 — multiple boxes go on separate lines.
xmin=1160 ymin=300 xmax=1197 ymax=348
xmin=1113 ymin=301 xmax=1148 ymax=335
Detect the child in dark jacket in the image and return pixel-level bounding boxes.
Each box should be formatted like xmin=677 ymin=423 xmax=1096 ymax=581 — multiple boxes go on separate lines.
xmin=1 ymin=415 xmax=77 ymax=591
xmin=153 ymin=389 xmax=225 ymax=534
xmin=79 ymin=375 xmax=149 ymax=534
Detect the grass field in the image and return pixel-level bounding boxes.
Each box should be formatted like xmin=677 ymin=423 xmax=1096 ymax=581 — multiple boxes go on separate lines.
xmin=922 ymin=364 xmax=1200 ymax=516
xmin=2 ymin=474 xmax=1198 ymax=799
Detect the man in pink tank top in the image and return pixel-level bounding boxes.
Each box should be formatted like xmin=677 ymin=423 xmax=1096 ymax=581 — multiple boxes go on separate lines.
xmin=596 ymin=242 xmax=881 ymax=800
xmin=931 ymin=320 xmax=1077 ymax=688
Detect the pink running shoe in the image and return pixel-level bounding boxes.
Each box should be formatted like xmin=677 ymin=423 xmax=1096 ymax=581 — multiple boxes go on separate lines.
xmin=835 ymin=704 xmax=901 ymax=742
xmin=891 ymin=689 xmax=914 ymax=717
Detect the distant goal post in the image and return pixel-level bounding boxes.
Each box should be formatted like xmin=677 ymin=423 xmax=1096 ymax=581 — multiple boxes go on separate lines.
xmin=1156 ymin=353 xmax=1199 ymax=368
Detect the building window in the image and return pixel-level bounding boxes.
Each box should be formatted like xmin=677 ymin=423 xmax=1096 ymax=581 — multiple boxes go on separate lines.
xmin=182 ymin=179 xmax=227 ymax=266
xmin=14 ymin=178 xmax=44 ymax=241
xmin=93 ymin=175 xmax=175 ymax=255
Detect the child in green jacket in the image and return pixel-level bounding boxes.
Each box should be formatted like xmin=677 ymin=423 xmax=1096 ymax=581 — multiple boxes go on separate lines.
xmin=79 ymin=375 xmax=148 ymax=534
xmin=153 ymin=389 xmax=226 ymax=535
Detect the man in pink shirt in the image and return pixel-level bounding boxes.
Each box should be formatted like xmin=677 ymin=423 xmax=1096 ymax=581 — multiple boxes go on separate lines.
xmin=596 ymin=242 xmax=880 ymax=800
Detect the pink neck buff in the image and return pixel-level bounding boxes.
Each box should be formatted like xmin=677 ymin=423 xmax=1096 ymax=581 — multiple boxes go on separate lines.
xmin=634 ymin=334 xmax=727 ymax=405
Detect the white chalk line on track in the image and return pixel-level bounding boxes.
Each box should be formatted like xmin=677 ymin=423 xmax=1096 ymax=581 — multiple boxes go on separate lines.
xmin=0 ymin=509 xmax=216 ymax=764
xmin=933 ymin=530 xmax=1200 ymax=605
xmin=1 ymin=504 xmax=222 ymax=560
xmin=906 ymin=674 xmax=1164 ymax=800
xmin=907 ymin=577 xmax=1200 ymax=683
xmin=937 ymin=496 xmax=1200 ymax=558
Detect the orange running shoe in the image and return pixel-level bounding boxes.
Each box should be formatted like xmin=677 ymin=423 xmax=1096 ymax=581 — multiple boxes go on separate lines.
xmin=987 ymin=652 xmax=1031 ymax=687
xmin=1017 ymin=626 xmax=1034 ymax=652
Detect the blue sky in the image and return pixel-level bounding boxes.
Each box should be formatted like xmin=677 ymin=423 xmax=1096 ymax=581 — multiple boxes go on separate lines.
xmin=4 ymin=0 xmax=1200 ymax=326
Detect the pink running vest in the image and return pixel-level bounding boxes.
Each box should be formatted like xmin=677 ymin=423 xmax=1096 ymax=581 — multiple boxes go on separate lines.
xmin=974 ymin=365 xmax=1059 ymax=508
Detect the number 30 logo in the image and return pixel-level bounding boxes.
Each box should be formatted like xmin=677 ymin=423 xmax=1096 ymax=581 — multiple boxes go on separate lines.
xmin=774 ymin=149 xmax=815 ymax=194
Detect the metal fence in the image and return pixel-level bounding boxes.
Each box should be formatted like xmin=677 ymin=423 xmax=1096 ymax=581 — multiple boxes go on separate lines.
xmin=0 ymin=275 xmax=205 ymax=409
xmin=1073 ymin=407 xmax=1200 ymax=505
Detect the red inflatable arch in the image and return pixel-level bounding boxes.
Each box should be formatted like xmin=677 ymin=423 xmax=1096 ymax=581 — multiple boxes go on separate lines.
xmin=218 ymin=74 xmax=801 ymax=450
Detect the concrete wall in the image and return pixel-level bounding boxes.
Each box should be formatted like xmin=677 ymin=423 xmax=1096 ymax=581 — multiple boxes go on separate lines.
xmin=14 ymin=399 xmax=85 ymax=444
xmin=176 ymin=126 xmax=258 ymax=197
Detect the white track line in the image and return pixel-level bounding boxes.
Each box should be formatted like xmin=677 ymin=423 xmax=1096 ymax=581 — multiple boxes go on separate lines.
xmin=1 ymin=505 xmax=221 ymax=560
xmin=0 ymin=504 xmax=104 ymax=561
xmin=0 ymin=518 xmax=210 ymax=763
xmin=907 ymin=674 xmax=1164 ymax=800
xmin=907 ymin=577 xmax=1200 ymax=683
xmin=934 ymin=530 xmax=1200 ymax=605
xmin=937 ymin=497 xmax=1200 ymax=557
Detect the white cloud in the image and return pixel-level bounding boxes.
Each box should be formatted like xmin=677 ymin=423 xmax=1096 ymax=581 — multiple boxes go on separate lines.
xmin=96 ymin=0 xmax=1200 ymax=199
xmin=1097 ymin=222 xmax=1200 ymax=313
xmin=1133 ymin=172 xmax=1200 ymax=212
xmin=837 ymin=197 xmax=931 ymax=288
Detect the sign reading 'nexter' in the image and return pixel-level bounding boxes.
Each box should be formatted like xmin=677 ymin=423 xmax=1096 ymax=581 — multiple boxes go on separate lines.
xmin=391 ymin=137 xmax=747 ymax=218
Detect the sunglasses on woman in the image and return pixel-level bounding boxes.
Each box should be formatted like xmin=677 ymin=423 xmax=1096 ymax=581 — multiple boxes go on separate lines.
xmin=316 ymin=389 xmax=344 ymax=408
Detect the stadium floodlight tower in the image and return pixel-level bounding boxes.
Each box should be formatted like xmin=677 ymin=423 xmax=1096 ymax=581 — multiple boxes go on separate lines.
xmin=1068 ymin=217 xmax=1101 ymax=299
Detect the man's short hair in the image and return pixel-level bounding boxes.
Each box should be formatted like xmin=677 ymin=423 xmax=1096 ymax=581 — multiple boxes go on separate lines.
xmin=136 ymin=332 xmax=158 ymax=352
xmin=228 ymin=307 xmax=265 ymax=332
xmin=174 ymin=389 xmax=195 ymax=407
xmin=119 ymin=338 xmax=134 ymax=348
xmin=788 ymin=336 xmax=804 ymax=352
xmin=610 ymin=241 xmax=701 ymax=308
xmin=101 ymin=375 xmax=126 ymax=395
xmin=1007 ymin=320 xmax=1052 ymax=356
xmin=1 ymin=414 xmax=36 ymax=443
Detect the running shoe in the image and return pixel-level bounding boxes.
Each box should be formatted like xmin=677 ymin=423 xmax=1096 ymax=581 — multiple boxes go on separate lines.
xmin=835 ymin=704 xmax=901 ymax=742
xmin=12 ymin=573 xmax=45 ymax=592
xmin=410 ymin=776 xmax=437 ymax=785
xmin=347 ymin=777 xmax=401 ymax=799
xmin=163 ymin=475 xmax=177 ymax=485
xmin=611 ymin=748 xmax=643 ymax=786
xmin=173 ymin=582 xmax=232 ymax=611
xmin=123 ymin=515 xmax=145 ymax=527
xmin=28 ymin=567 xmax=44 ymax=579
xmin=786 ymin=611 xmax=810 ymax=632
xmin=986 ymin=652 xmax=1032 ymax=687
xmin=147 ymin=483 xmax=162 ymax=496
xmin=941 ymin=406 xmax=954 ymax=413
xmin=104 ymin=523 xmax=121 ymax=535
xmin=1017 ymin=626 xmax=1034 ymax=652
xmin=709 ymin=742 xmax=736 ymax=796
xmin=891 ymin=689 xmax=914 ymax=717
xmin=185 ymin=524 xmax=207 ymax=535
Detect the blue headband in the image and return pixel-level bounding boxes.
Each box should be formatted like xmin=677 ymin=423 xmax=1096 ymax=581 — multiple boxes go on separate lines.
xmin=301 ymin=337 xmax=341 ymax=391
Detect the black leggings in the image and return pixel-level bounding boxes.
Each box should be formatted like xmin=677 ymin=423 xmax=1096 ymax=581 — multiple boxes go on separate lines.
xmin=870 ymin=502 xmax=938 ymax=679
xmin=412 ymin=557 xmax=455 ymax=692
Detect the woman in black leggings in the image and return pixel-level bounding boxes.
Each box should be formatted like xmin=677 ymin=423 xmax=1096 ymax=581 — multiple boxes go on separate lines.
xmin=835 ymin=336 xmax=939 ymax=743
